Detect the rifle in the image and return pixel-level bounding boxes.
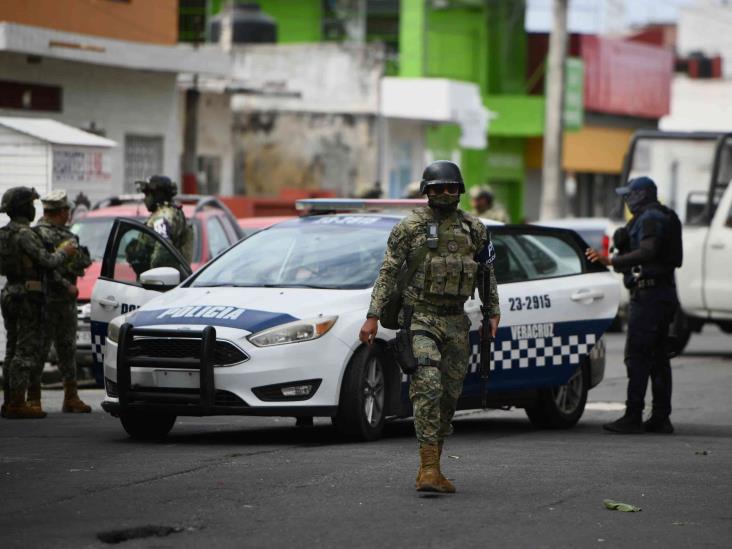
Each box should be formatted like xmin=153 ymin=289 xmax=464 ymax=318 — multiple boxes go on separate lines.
xmin=479 ymin=265 xmax=494 ymax=409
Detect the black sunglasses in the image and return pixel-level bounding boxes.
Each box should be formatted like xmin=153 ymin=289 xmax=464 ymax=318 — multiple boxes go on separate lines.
xmin=430 ymin=183 xmax=460 ymax=194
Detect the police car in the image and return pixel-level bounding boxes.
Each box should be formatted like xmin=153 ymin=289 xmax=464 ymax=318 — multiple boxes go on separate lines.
xmin=91 ymin=199 xmax=620 ymax=441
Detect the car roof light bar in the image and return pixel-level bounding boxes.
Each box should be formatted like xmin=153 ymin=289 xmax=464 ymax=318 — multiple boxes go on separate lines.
xmin=295 ymin=198 xmax=426 ymax=212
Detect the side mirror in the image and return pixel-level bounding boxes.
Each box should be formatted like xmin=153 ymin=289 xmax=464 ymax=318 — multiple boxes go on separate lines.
xmin=139 ymin=267 xmax=180 ymax=291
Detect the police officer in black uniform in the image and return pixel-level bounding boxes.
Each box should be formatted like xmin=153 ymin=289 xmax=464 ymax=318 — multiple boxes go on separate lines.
xmin=586 ymin=177 xmax=682 ymax=434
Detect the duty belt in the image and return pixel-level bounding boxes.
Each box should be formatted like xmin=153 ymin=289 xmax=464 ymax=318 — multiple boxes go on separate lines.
xmin=635 ymin=277 xmax=674 ymax=289
xmin=413 ymin=303 xmax=465 ymax=316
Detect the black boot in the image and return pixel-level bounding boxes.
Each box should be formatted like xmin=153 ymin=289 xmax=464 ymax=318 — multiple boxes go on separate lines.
xmin=644 ymin=415 xmax=674 ymax=434
xmin=603 ymin=412 xmax=643 ymax=434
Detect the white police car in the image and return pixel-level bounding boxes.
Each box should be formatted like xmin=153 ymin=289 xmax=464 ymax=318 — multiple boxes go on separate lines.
xmin=91 ymin=199 xmax=620 ymax=441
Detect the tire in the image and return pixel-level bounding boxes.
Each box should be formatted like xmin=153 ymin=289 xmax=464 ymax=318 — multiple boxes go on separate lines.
xmin=525 ymin=362 xmax=589 ymax=429
xmin=333 ymin=346 xmax=386 ymax=442
xmin=668 ymin=309 xmax=691 ymax=357
xmin=120 ymin=411 xmax=176 ymax=441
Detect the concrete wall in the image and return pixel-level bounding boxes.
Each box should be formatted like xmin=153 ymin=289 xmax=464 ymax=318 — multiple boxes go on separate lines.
xmin=231 ymin=43 xmax=383 ymax=114
xmin=0 ymin=0 xmax=178 ymax=45
xmin=181 ymin=90 xmax=235 ymax=196
xmin=233 ymin=111 xmax=377 ymax=197
xmin=0 ymin=52 xmax=181 ymax=195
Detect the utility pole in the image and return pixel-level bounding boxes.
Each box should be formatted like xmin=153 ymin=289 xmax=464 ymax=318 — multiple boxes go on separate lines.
xmin=539 ymin=0 xmax=569 ymax=219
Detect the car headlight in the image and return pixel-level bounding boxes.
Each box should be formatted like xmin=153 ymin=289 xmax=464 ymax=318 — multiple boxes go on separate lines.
xmin=106 ymin=311 xmax=137 ymax=344
xmin=248 ymin=316 xmax=338 ymax=347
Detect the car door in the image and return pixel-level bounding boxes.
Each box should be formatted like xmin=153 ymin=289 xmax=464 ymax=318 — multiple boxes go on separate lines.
xmin=703 ymin=184 xmax=732 ymax=314
xmin=90 ymin=218 xmax=192 ymax=372
xmin=462 ymin=225 xmax=620 ymax=396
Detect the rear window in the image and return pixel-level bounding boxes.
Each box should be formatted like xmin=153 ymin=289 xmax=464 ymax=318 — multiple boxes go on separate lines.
xmin=493 ymin=232 xmax=582 ymax=284
xmin=70 ymin=218 xmax=118 ymax=261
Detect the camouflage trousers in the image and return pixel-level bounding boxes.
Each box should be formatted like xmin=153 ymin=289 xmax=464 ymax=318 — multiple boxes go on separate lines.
xmin=31 ymin=299 xmax=78 ymax=386
xmin=408 ymin=311 xmax=470 ymax=445
xmin=1 ymin=286 xmax=45 ymax=391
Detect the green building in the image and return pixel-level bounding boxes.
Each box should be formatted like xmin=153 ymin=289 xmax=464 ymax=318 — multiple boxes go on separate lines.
xmin=182 ymin=1 xmax=535 ymax=220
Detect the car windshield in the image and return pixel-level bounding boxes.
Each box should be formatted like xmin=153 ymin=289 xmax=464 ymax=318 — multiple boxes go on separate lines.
xmin=191 ymin=216 xmax=396 ymax=289
xmin=70 ymin=217 xmax=117 ymax=261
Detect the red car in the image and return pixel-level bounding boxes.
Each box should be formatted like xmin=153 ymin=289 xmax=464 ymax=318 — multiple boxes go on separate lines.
xmin=71 ymin=195 xmax=242 ymax=382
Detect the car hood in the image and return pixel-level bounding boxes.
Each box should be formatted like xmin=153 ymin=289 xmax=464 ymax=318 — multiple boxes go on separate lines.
xmin=127 ymin=286 xmax=371 ymax=335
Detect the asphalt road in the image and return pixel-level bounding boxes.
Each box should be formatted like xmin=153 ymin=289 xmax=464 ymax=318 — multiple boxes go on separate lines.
xmin=1 ymin=329 xmax=731 ymax=549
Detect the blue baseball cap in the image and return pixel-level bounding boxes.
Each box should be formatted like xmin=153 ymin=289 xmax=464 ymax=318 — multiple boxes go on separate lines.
xmin=615 ymin=176 xmax=657 ymax=196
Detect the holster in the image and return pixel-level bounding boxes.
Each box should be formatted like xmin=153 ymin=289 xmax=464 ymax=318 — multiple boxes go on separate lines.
xmin=387 ymin=305 xmax=418 ymax=375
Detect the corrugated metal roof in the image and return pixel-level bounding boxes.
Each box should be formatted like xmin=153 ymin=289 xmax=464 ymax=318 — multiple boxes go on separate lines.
xmin=0 ymin=117 xmax=116 ymax=147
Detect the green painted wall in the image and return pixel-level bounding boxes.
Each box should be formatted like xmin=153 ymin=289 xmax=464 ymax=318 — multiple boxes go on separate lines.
xmin=209 ymin=0 xmax=322 ymax=43
xmin=400 ymin=0 xmax=529 ymax=220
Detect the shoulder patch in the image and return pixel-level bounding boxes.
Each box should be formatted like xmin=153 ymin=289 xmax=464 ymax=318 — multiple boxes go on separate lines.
xmin=153 ymin=217 xmax=171 ymax=240
xmin=476 ymin=239 xmax=496 ymax=265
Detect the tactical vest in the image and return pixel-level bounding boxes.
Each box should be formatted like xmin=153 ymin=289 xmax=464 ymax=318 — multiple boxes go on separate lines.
xmin=0 ymin=225 xmax=20 ymax=279
xmin=415 ymin=212 xmax=478 ymax=305
xmin=0 ymin=224 xmax=41 ymax=283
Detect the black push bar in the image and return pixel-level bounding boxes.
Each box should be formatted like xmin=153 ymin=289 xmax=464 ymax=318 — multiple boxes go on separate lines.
xmin=116 ymin=324 xmax=217 ymax=414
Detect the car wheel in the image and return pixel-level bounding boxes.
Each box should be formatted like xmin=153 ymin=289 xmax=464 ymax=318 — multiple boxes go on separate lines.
xmin=333 ymin=346 xmax=386 ymax=441
xmin=525 ymin=362 xmax=588 ymax=429
xmin=668 ymin=309 xmax=691 ymax=358
xmin=120 ymin=411 xmax=176 ymax=441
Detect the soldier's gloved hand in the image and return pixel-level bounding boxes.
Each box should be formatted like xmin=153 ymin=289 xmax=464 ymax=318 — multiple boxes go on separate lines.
xmin=67 ymin=285 xmax=79 ymax=298
xmin=359 ymin=317 xmax=379 ymax=346
xmin=60 ymin=241 xmax=78 ymax=257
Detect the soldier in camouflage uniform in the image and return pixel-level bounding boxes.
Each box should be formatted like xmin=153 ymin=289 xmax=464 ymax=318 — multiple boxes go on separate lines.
xmin=360 ymin=161 xmax=501 ymax=493
xmin=470 ymin=184 xmax=511 ymax=223
xmin=137 ymin=175 xmax=192 ymax=268
xmin=31 ymin=190 xmax=92 ymax=414
xmin=0 ymin=187 xmax=76 ymax=419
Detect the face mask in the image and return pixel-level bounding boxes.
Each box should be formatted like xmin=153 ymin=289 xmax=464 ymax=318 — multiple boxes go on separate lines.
xmin=625 ymin=189 xmax=652 ymax=215
xmin=428 ymin=193 xmax=460 ymax=213
xmin=144 ymin=193 xmax=158 ymax=213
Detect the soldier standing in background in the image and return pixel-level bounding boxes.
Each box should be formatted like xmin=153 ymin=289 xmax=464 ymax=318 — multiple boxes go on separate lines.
xmin=360 ymin=161 xmax=501 ymax=493
xmin=470 ymin=185 xmax=511 ymax=223
xmin=0 ymin=187 xmax=76 ymax=419
xmin=31 ymin=190 xmax=92 ymax=414
xmin=137 ymin=175 xmax=192 ymax=266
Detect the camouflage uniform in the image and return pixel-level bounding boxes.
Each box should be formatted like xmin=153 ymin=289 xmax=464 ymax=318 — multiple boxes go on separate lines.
xmin=1 ymin=219 xmax=69 ymax=393
xmin=474 ymin=205 xmax=510 ymax=224
xmin=145 ymin=202 xmax=192 ymax=267
xmin=31 ymin=216 xmax=92 ymax=386
xmin=368 ymin=206 xmax=500 ymax=445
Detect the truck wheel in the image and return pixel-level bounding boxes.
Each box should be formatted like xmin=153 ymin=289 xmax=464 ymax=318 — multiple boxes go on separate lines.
xmin=333 ymin=346 xmax=386 ymax=442
xmin=668 ymin=309 xmax=691 ymax=357
xmin=120 ymin=411 xmax=176 ymax=441
xmin=525 ymin=362 xmax=588 ymax=429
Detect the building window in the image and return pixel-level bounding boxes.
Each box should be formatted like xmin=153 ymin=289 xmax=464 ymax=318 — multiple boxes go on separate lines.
xmin=0 ymin=80 xmax=62 ymax=112
xmin=124 ymin=135 xmax=164 ymax=193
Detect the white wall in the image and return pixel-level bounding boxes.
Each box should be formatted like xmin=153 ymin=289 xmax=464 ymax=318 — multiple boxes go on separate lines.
xmin=231 ymin=43 xmax=383 ymax=114
xmin=0 ymin=125 xmax=51 ymax=206
xmin=0 ymin=52 xmax=181 ymax=195
xmin=380 ymin=118 xmax=426 ymax=198
xmin=678 ymin=1 xmax=732 ymax=77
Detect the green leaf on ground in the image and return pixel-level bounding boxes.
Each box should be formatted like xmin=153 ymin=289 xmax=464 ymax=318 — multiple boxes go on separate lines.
xmin=603 ymin=499 xmax=642 ymax=512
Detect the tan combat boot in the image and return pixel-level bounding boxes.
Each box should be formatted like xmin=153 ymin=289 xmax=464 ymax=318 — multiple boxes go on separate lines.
xmin=416 ymin=443 xmax=453 ymax=493
xmin=26 ymin=384 xmax=44 ymax=415
xmin=62 ymin=380 xmax=92 ymax=413
xmin=434 ymin=441 xmax=456 ymax=493
xmin=4 ymin=389 xmax=47 ymax=419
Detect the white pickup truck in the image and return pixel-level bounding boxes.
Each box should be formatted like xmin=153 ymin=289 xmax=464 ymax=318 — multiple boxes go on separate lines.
xmin=620 ymin=131 xmax=732 ymax=352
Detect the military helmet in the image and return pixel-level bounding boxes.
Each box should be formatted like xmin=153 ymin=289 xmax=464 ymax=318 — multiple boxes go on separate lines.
xmin=419 ymin=161 xmax=466 ymax=194
xmin=136 ymin=175 xmax=177 ymax=198
xmin=41 ymin=189 xmax=72 ymax=211
xmin=0 ymin=186 xmax=39 ymax=215
xmin=469 ymin=184 xmax=494 ymax=200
